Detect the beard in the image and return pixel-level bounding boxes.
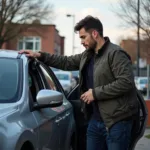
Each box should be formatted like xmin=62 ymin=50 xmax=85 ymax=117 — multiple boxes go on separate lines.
xmin=86 ymin=39 xmax=97 ymax=52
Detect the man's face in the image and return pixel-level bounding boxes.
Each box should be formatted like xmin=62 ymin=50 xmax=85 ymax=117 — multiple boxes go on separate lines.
xmin=79 ymin=28 xmax=97 ymax=50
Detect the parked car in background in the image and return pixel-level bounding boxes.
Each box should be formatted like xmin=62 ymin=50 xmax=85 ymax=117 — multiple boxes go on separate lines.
xmin=0 ymin=50 xmax=77 ymax=150
xmin=135 ymin=77 xmax=148 ymax=94
xmin=71 ymin=71 xmax=79 ymax=78
xmin=54 ymin=71 xmax=77 ymax=94
xmin=71 ymin=71 xmax=79 ymax=88
xmin=50 ymin=67 xmax=60 ymax=72
xmin=134 ymin=76 xmax=138 ymax=85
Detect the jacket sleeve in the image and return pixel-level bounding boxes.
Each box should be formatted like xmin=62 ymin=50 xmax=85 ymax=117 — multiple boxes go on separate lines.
xmin=93 ymin=50 xmax=135 ymax=100
xmin=38 ymin=52 xmax=82 ymax=71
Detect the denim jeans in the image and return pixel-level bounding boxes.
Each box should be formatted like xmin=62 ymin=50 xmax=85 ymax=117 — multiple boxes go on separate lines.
xmin=87 ymin=119 xmax=132 ymax=150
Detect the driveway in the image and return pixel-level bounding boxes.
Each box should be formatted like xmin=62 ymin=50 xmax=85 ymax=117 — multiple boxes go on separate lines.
xmin=135 ymin=128 xmax=150 ymax=150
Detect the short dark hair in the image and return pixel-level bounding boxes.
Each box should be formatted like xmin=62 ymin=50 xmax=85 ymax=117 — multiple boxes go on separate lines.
xmin=74 ymin=15 xmax=103 ymax=37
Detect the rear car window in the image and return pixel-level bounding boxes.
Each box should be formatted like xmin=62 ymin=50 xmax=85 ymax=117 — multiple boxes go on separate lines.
xmin=140 ymin=79 xmax=147 ymax=84
xmin=0 ymin=58 xmax=21 ymax=103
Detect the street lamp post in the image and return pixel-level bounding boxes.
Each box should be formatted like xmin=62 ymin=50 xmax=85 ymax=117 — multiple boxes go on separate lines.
xmin=66 ymin=14 xmax=75 ymax=55
xmin=137 ymin=0 xmax=140 ymax=76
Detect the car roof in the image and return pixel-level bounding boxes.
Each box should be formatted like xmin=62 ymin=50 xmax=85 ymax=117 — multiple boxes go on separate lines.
xmin=0 ymin=49 xmax=21 ymax=58
xmin=137 ymin=77 xmax=147 ymax=80
xmin=0 ymin=49 xmax=27 ymax=60
xmin=54 ymin=71 xmax=72 ymax=75
xmin=137 ymin=77 xmax=148 ymax=82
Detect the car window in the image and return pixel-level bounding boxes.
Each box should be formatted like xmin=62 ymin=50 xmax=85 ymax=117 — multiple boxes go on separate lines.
xmin=28 ymin=61 xmax=44 ymax=102
xmin=55 ymin=74 xmax=69 ymax=80
xmin=28 ymin=73 xmax=38 ymax=102
xmin=40 ymin=65 xmax=57 ymax=91
xmin=140 ymin=79 xmax=147 ymax=84
xmin=0 ymin=58 xmax=21 ymax=103
xmin=71 ymin=71 xmax=79 ymax=77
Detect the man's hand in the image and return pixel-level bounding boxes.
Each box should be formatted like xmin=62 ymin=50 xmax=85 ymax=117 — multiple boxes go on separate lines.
xmin=19 ymin=50 xmax=41 ymax=58
xmin=80 ymin=89 xmax=94 ymax=104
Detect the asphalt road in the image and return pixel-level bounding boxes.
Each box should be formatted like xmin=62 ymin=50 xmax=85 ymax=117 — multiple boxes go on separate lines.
xmin=135 ymin=128 xmax=150 ymax=150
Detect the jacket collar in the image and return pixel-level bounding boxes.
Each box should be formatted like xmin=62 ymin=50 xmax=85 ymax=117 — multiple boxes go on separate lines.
xmin=83 ymin=37 xmax=110 ymax=60
xmin=96 ymin=37 xmax=110 ymax=56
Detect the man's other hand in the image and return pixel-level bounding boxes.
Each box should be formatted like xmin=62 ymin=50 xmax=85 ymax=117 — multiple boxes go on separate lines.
xmin=80 ymin=89 xmax=94 ymax=104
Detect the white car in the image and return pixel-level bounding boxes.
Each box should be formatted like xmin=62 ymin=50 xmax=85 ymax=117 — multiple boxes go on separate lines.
xmin=135 ymin=77 xmax=148 ymax=94
xmin=54 ymin=71 xmax=74 ymax=94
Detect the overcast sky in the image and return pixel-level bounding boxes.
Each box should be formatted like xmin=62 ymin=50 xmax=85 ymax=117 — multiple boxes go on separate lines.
xmin=46 ymin=0 xmax=136 ymax=55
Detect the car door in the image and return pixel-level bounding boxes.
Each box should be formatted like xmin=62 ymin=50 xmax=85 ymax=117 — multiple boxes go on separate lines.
xmin=67 ymin=85 xmax=148 ymax=150
xmin=67 ymin=85 xmax=87 ymax=150
xmin=129 ymin=89 xmax=148 ymax=150
xmin=48 ymin=70 xmax=76 ymax=150
xmin=38 ymin=62 xmax=75 ymax=150
xmin=28 ymin=60 xmax=60 ymax=150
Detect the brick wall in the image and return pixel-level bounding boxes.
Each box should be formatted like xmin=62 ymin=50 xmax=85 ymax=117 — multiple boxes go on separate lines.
xmin=146 ymin=101 xmax=150 ymax=127
xmin=2 ymin=24 xmax=65 ymax=55
xmin=120 ymin=39 xmax=150 ymax=63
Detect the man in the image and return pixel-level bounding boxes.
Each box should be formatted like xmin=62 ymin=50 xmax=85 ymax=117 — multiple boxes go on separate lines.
xmin=19 ymin=15 xmax=138 ymax=150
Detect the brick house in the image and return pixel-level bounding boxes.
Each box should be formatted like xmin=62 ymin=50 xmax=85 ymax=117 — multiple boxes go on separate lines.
xmin=2 ymin=24 xmax=65 ymax=55
xmin=120 ymin=39 xmax=150 ymax=64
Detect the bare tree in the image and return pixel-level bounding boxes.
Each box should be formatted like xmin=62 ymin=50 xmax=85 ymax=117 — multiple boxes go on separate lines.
xmin=0 ymin=0 xmax=54 ymax=48
xmin=113 ymin=0 xmax=150 ymax=40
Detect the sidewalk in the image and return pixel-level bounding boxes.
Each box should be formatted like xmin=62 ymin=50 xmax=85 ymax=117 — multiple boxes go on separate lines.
xmin=135 ymin=128 xmax=150 ymax=150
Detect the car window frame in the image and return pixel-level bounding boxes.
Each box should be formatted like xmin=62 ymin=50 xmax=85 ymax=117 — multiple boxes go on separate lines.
xmin=28 ymin=59 xmax=46 ymax=110
xmin=38 ymin=65 xmax=58 ymax=91
xmin=37 ymin=61 xmax=65 ymax=94
xmin=28 ymin=59 xmax=67 ymax=111
xmin=37 ymin=61 xmax=74 ymax=98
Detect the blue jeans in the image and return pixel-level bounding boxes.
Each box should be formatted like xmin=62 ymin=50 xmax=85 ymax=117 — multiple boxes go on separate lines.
xmin=87 ymin=119 xmax=132 ymax=150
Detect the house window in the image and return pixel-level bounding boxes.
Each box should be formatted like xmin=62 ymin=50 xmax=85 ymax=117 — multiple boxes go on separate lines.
xmin=18 ymin=37 xmax=41 ymax=51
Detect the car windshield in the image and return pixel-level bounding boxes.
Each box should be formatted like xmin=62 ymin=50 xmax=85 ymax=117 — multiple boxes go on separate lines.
xmin=0 ymin=58 xmax=20 ymax=103
xmin=55 ymin=74 xmax=69 ymax=80
xmin=140 ymin=79 xmax=147 ymax=84
xmin=71 ymin=71 xmax=79 ymax=77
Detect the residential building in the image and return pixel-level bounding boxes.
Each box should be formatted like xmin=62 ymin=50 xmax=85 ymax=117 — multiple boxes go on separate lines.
xmin=2 ymin=24 xmax=65 ymax=55
xmin=120 ymin=39 xmax=150 ymax=64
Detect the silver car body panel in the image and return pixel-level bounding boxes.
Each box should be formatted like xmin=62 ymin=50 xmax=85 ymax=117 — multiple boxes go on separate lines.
xmin=0 ymin=50 xmax=75 ymax=150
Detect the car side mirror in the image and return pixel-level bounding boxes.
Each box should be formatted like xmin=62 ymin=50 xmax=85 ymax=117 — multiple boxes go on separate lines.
xmin=34 ymin=89 xmax=63 ymax=109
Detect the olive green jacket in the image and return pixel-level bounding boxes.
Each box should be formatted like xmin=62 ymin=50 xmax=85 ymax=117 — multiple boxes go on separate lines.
xmin=39 ymin=37 xmax=138 ymax=128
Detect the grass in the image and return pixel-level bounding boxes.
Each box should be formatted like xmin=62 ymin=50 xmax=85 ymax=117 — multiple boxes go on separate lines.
xmin=145 ymin=134 xmax=150 ymax=139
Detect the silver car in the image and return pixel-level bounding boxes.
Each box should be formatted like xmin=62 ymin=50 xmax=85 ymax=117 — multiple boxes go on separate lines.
xmin=0 ymin=50 xmax=148 ymax=150
xmin=0 ymin=50 xmax=76 ymax=150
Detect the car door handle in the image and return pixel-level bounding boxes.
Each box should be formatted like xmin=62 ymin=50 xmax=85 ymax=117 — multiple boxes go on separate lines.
xmin=55 ymin=117 xmax=62 ymax=123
